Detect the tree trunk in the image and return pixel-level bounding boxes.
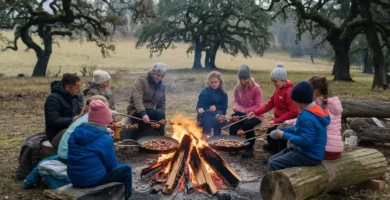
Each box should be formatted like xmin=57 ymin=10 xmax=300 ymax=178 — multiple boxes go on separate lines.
xmin=341 ymin=99 xmax=390 ymax=118
xmin=347 ymin=118 xmax=390 ymax=142
xmin=32 ymin=55 xmax=51 ymax=77
xmin=310 ymin=55 xmax=314 ymax=64
xmin=193 ymin=42 xmax=203 ymax=69
xmin=205 ymin=42 xmax=219 ymax=70
xmin=31 ymin=25 xmax=53 ymax=77
xmin=363 ymin=50 xmax=373 ymax=74
xmin=357 ymin=0 xmax=389 ymax=90
xmin=332 ymin=43 xmax=353 ymax=81
xmin=260 ymin=148 xmax=387 ymax=200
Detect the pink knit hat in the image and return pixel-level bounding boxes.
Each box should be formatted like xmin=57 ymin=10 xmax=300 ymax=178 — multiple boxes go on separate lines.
xmin=88 ymin=100 xmax=113 ymax=127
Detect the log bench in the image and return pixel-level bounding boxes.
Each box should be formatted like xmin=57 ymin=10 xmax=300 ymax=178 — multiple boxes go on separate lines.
xmin=260 ymin=148 xmax=387 ymax=200
xmin=43 ymin=182 xmax=125 ymax=200
xmin=40 ymin=140 xmax=57 ymax=159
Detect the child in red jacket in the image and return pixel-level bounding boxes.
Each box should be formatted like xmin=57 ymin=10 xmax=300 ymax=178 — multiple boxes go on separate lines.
xmin=249 ymin=64 xmax=299 ymax=154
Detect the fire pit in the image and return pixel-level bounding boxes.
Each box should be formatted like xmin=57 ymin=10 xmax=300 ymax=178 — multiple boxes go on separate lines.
xmin=140 ymin=116 xmax=242 ymax=195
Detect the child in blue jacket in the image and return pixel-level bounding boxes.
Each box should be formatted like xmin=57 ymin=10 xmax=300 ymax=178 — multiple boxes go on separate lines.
xmin=268 ymin=81 xmax=330 ymax=171
xmin=67 ymin=100 xmax=132 ymax=199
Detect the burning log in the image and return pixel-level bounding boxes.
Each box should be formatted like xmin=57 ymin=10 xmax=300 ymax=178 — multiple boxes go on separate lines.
xmin=141 ymin=158 xmax=172 ymax=180
xmin=189 ymin=147 xmax=207 ymax=188
xmin=199 ymin=145 xmax=241 ymax=188
xmin=260 ymin=148 xmax=387 ymax=200
xmin=184 ymin=166 xmax=195 ymax=194
xmin=163 ymin=134 xmax=193 ymax=195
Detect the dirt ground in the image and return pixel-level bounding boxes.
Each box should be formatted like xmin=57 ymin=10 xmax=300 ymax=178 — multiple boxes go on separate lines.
xmin=1 ymin=69 xmax=390 ymax=200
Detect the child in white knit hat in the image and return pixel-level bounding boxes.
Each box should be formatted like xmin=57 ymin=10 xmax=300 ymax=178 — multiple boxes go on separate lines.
xmin=84 ymin=70 xmax=116 ymax=110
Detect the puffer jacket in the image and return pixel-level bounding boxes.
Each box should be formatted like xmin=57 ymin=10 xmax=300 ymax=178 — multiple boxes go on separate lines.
xmin=127 ymin=72 xmax=166 ymax=117
xmin=44 ymin=81 xmax=83 ymax=140
xmin=16 ymin=132 xmax=47 ymax=179
xmin=84 ymin=82 xmax=115 ymax=110
xmin=196 ymin=87 xmax=228 ymax=115
xmin=317 ymin=96 xmax=344 ymax=153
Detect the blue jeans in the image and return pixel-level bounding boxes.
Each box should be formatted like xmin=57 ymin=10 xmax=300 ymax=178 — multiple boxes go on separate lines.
xmin=268 ymin=147 xmax=321 ymax=172
xmin=197 ymin=111 xmax=226 ymax=136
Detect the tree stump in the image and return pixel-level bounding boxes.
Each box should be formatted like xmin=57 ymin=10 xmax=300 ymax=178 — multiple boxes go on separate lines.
xmin=260 ymin=148 xmax=387 ymax=200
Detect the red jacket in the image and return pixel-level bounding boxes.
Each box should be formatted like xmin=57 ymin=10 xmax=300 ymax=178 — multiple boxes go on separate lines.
xmin=254 ymin=80 xmax=299 ymax=123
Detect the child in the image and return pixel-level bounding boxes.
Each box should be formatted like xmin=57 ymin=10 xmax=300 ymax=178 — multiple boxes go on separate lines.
xmin=267 ymin=81 xmax=330 ymax=171
xmin=196 ymin=71 xmax=228 ymax=136
xmin=229 ymin=65 xmax=263 ymax=158
xmin=57 ymin=95 xmax=108 ymax=163
xmin=67 ymin=100 xmax=132 ymax=199
xmin=284 ymin=76 xmax=344 ymax=160
xmin=309 ymin=76 xmax=343 ymax=160
xmin=84 ymin=70 xmax=115 ymax=110
xmin=249 ymin=64 xmax=299 ymax=154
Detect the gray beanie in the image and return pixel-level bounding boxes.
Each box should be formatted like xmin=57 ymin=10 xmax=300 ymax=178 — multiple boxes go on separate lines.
xmin=270 ymin=63 xmax=287 ymax=81
xmin=151 ymin=63 xmax=166 ymax=74
xmin=93 ymin=70 xmax=111 ymax=84
xmin=238 ymin=65 xmax=251 ymax=78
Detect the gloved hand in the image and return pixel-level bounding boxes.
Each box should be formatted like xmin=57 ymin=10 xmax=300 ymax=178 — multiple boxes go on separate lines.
xmin=270 ymin=129 xmax=280 ymax=139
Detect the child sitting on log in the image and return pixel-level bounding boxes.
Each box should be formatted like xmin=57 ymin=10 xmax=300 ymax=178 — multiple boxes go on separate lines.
xmin=267 ymin=81 xmax=330 ymax=172
xmin=284 ymin=76 xmax=344 ymax=160
xmin=67 ymin=100 xmax=132 ymax=199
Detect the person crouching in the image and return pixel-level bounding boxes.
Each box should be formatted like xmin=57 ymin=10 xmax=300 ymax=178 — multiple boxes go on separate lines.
xmin=267 ymin=81 xmax=330 ymax=172
xmin=67 ymin=100 xmax=132 ymax=199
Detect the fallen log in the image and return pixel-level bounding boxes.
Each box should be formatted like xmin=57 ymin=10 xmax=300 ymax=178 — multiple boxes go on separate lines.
xmin=341 ymin=99 xmax=390 ymax=118
xmin=347 ymin=118 xmax=390 ymax=142
xmin=260 ymin=148 xmax=387 ymax=200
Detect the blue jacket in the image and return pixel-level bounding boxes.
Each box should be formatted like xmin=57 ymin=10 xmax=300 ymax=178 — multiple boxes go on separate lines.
xmin=281 ymin=105 xmax=330 ymax=161
xmin=67 ymin=122 xmax=118 ymax=187
xmin=196 ymin=87 xmax=228 ymax=115
xmin=58 ymin=114 xmax=88 ymax=160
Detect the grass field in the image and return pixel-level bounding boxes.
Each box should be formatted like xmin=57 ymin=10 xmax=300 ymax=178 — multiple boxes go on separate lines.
xmin=1 ymin=35 xmax=390 ymax=200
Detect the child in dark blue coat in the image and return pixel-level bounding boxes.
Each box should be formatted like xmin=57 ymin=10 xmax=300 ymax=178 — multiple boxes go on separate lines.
xmin=267 ymin=81 xmax=330 ymax=171
xmin=196 ymin=71 xmax=228 ymax=136
xmin=67 ymin=100 xmax=132 ymax=199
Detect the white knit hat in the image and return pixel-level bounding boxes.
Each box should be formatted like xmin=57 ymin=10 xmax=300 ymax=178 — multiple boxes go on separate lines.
xmin=93 ymin=70 xmax=111 ymax=84
xmin=151 ymin=63 xmax=167 ymax=74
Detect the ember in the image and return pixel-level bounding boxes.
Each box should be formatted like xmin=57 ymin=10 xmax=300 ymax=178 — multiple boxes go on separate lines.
xmin=140 ymin=115 xmax=241 ymax=195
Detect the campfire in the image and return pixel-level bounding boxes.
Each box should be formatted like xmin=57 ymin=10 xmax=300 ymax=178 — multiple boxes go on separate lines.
xmin=140 ymin=116 xmax=242 ymax=195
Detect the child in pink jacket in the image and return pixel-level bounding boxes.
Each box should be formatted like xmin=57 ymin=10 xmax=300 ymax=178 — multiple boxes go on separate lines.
xmin=229 ymin=65 xmax=263 ymax=158
xmin=285 ymin=76 xmax=343 ymax=160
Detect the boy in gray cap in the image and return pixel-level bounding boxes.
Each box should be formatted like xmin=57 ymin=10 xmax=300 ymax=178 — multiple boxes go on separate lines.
xmin=126 ymin=63 xmax=167 ymax=138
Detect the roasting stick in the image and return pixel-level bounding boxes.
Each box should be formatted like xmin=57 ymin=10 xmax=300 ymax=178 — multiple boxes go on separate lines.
xmin=241 ymin=123 xmax=288 ymax=134
xmin=222 ymin=116 xmax=249 ymax=130
xmin=116 ymin=113 xmax=157 ymax=122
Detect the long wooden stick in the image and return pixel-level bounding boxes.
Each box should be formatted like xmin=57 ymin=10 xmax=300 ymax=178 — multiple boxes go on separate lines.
xmin=222 ymin=116 xmax=249 ymax=130
xmin=116 ymin=113 xmax=157 ymax=122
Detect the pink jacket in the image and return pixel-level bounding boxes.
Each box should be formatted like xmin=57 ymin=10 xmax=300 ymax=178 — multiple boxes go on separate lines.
xmin=285 ymin=96 xmax=344 ymax=153
xmin=233 ymin=82 xmax=264 ymax=120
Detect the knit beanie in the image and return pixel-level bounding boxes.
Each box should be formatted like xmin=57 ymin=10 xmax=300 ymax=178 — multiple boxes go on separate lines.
xmin=93 ymin=70 xmax=111 ymax=84
xmin=151 ymin=63 xmax=166 ymax=74
xmin=238 ymin=65 xmax=251 ymax=78
xmin=270 ymin=63 xmax=287 ymax=81
xmin=290 ymin=81 xmax=314 ymax=104
xmin=88 ymin=100 xmax=113 ymax=127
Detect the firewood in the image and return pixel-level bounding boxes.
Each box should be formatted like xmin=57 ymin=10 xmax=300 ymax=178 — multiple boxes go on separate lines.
xmin=163 ymin=134 xmax=193 ymax=195
xmin=199 ymin=145 xmax=241 ymax=188
xmin=189 ymin=148 xmax=207 ymax=188
xmin=260 ymin=148 xmax=387 ymax=200
xmin=184 ymin=166 xmax=195 ymax=194
xmin=141 ymin=158 xmax=172 ymax=180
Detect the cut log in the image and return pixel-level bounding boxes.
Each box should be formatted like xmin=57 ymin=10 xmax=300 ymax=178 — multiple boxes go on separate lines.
xmin=44 ymin=183 xmax=124 ymax=200
xmin=199 ymin=145 xmax=241 ymax=188
xmin=260 ymin=148 xmax=387 ymax=200
xmin=199 ymin=148 xmax=218 ymax=195
xmin=341 ymin=99 xmax=390 ymax=118
xmin=347 ymin=118 xmax=390 ymax=142
xmin=189 ymin=147 xmax=207 ymax=188
xmin=141 ymin=158 xmax=172 ymax=180
xmin=184 ymin=166 xmax=195 ymax=194
xmin=163 ymin=134 xmax=193 ymax=195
